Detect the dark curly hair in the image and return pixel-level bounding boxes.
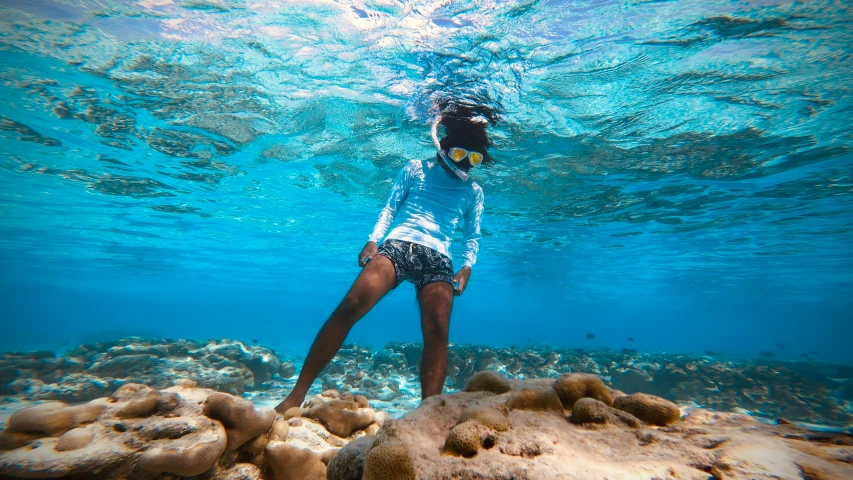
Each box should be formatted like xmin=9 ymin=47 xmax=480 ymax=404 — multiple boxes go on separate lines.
xmin=437 ymin=104 xmax=496 ymax=165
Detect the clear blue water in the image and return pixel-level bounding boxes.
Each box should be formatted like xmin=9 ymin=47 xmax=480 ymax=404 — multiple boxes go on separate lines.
xmin=1 ymin=0 xmax=851 ymax=364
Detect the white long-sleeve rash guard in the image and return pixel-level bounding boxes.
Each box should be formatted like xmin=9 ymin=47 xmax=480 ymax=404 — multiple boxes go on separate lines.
xmin=368 ymin=159 xmax=484 ymax=269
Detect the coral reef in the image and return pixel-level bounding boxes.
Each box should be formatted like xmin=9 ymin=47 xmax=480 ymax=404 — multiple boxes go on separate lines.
xmin=0 ymin=382 xmax=383 ymax=479
xmin=2 ymin=337 xmax=852 ymax=430
xmin=309 ymin=342 xmax=853 ymax=426
xmin=331 ymin=371 xmax=853 ymax=480
xmin=0 ymin=338 xmax=295 ymax=402
xmin=1 ymin=355 xmax=850 ymax=479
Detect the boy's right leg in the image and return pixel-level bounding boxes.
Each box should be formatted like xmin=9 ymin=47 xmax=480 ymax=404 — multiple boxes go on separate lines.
xmin=275 ymin=254 xmax=397 ymax=413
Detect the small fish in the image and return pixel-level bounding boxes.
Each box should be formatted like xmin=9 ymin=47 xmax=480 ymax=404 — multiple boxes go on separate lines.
xmin=704 ymin=350 xmax=718 ymax=356
xmin=776 ymin=343 xmax=786 ymax=350
xmin=509 ymin=345 xmax=516 ymax=350
xmin=585 ymin=333 xmax=596 ymax=339
xmin=800 ymin=353 xmax=807 ymax=357
xmin=621 ymin=348 xmax=638 ymax=354
xmin=252 ymin=339 xmax=258 ymax=344
xmin=626 ymin=337 xmax=634 ymax=342
xmin=811 ymin=351 xmax=819 ymax=354
xmin=759 ymin=351 xmax=775 ymax=358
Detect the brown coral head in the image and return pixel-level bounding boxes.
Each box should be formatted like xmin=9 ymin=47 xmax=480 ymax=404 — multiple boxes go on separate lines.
xmin=506 ymin=387 xmax=564 ymax=415
xmin=363 ymin=442 xmax=416 ymax=480
xmin=457 ymin=404 xmax=510 ymax=432
xmin=202 ymin=392 xmax=276 ymax=451
xmin=264 ymin=442 xmax=327 ymax=480
xmin=569 ymin=397 xmax=642 ymax=428
xmin=443 ymin=421 xmax=493 ymax=458
xmin=54 ymin=427 xmax=95 ymax=452
xmin=303 ymin=401 xmax=374 ymax=438
xmin=6 ymin=401 xmax=106 ymax=438
xmin=137 ymin=422 xmax=227 ymax=477
xmin=463 ymin=371 xmax=512 ymax=394
xmin=612 ymin=393 xmax=681 ymax=426
xmin=552 ymin=373 xmax=613 ymax=409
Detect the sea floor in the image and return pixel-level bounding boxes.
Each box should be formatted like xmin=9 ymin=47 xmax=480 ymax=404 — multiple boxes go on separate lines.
xmin=1 ymin=337 xmax=851 ymax=428
xmin=1 ymin=337 xmax=852 ymax=479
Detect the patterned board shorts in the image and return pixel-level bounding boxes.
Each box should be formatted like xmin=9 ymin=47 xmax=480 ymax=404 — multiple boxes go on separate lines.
xmin=376 ymin=239 xmax=455 ymax=292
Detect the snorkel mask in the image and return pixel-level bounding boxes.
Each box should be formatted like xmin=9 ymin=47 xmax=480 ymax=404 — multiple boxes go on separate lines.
xmin=431 ymin=116 xmax=470 ymax=182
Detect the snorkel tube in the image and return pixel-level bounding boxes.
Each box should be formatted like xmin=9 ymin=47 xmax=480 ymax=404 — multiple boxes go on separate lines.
xmin=431 ymin=116 xmax=469 ymax=182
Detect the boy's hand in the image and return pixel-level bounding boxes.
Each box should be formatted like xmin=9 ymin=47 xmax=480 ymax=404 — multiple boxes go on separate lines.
xmin=358 ymin=241 xmax=378 ymax=267
xmin=452 ymin=266 xmax=472 ymax=296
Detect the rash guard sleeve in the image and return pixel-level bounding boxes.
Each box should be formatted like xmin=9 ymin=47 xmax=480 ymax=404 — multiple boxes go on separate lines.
xmin=368 ymin=161 xmax=415 ymax=243
xmin=461 ymin=185 xmax=484 ymax=268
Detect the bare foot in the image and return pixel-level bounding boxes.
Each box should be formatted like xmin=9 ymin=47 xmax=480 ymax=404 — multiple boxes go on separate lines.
xmin=275 ymin=395 xmax=303 ymax=414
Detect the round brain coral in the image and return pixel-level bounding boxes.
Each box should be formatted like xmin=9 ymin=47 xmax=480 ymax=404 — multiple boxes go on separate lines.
xmin=138 ymin=422 xmax=227 ymax=477
xmin=117 ymin=390 xmax=161 ymax=419
xmin=363 ymin=442 xmax=416 ymax=480
xmin=202 ymin=392 xmax=276 ymax=451
xmin=569 ymin=398 xmax=642 ymax=428
xmin=568 ymin=397 xmax=610 ymax=425
xmin=457 ymin=404 xmax=509 ymax=432
xmin=303 ymin=401 xmax=374 ymax=437
xmin=0 ymin=431 xmax=43 ymax=451
xmin=54 ymin=427 xmax=95 ymax=452
xmin=506 ymin=387 xmax=564 ymax=414
xmin=264 ymin=442 xmax=327 ymax=480
xmin=613 ymin=393 xmax=681 ymax=426
xmin=444 ymin=421 xmax=484 ymax=458
xmin=6 ymin=401 xmax=106 ymax=438
xmin=463 ymin=371 xmax=512 ymax=394
xmin=552 ymin=373 xmax=613 ymax=409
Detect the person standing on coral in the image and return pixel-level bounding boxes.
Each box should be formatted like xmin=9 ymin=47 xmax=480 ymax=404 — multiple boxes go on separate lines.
xmin=276 ymin=107 xmax=492 ymax=413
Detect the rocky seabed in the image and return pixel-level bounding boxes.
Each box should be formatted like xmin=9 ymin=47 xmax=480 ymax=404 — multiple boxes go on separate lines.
xmin=0 ymin=338 xmax=851 ymax=479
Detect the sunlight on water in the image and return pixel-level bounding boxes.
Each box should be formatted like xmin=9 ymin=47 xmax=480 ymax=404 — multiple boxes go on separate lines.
xmin=0 ymin=0 xmax=852 ymax=361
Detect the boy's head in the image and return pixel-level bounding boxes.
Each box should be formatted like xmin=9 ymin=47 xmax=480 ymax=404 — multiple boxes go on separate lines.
xmin=436 ymin=104 xmax=496 ymax=167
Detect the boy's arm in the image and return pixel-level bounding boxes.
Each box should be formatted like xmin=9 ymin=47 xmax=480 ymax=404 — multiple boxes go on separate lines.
xmin=360 ymin=161 xmax=414 ymax=265
xmin=454 ymin=187 xmax=484 ymax=295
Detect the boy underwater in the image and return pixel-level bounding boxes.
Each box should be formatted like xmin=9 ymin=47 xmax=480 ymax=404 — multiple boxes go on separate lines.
xmin=276 ymin=108 xmax=492 ymax=413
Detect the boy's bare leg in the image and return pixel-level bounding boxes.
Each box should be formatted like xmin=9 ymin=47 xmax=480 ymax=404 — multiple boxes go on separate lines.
xmin=275 ymin=255 xmax=397 ymax=413
xmin=417 ymin=281 xmax=454 ymax=399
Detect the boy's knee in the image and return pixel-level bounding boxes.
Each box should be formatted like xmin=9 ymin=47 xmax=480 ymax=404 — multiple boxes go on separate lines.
xmin=341 ymin=292 xmax=370 ymax=313
xmin=422 ymin=316 xmax=449 ymax=341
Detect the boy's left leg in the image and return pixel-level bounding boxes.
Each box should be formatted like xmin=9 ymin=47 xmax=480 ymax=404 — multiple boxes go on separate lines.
xmin=417 ymin=281 xmax=454 ymax=399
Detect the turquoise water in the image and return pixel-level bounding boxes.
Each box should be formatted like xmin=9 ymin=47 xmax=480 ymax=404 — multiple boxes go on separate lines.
xmin=0 ymin=0 xmax=851 ymax=364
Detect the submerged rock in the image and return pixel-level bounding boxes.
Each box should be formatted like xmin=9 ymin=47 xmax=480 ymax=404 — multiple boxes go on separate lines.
xmin=332 ymin=370 xmax=853 ymax=480
xmin=0 ymin=383 xmax=383 ymax=479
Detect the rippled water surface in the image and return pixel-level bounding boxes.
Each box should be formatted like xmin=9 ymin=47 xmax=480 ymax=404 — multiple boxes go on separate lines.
xmin=1 ymin=0 xmax=852 ymax=362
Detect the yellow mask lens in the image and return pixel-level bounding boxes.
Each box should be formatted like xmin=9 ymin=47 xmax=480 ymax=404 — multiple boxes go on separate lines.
xmin=448 ymin=147 xmax=484 ymax=165
xmin=449 ymin=148 xmax=467 ymax=161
